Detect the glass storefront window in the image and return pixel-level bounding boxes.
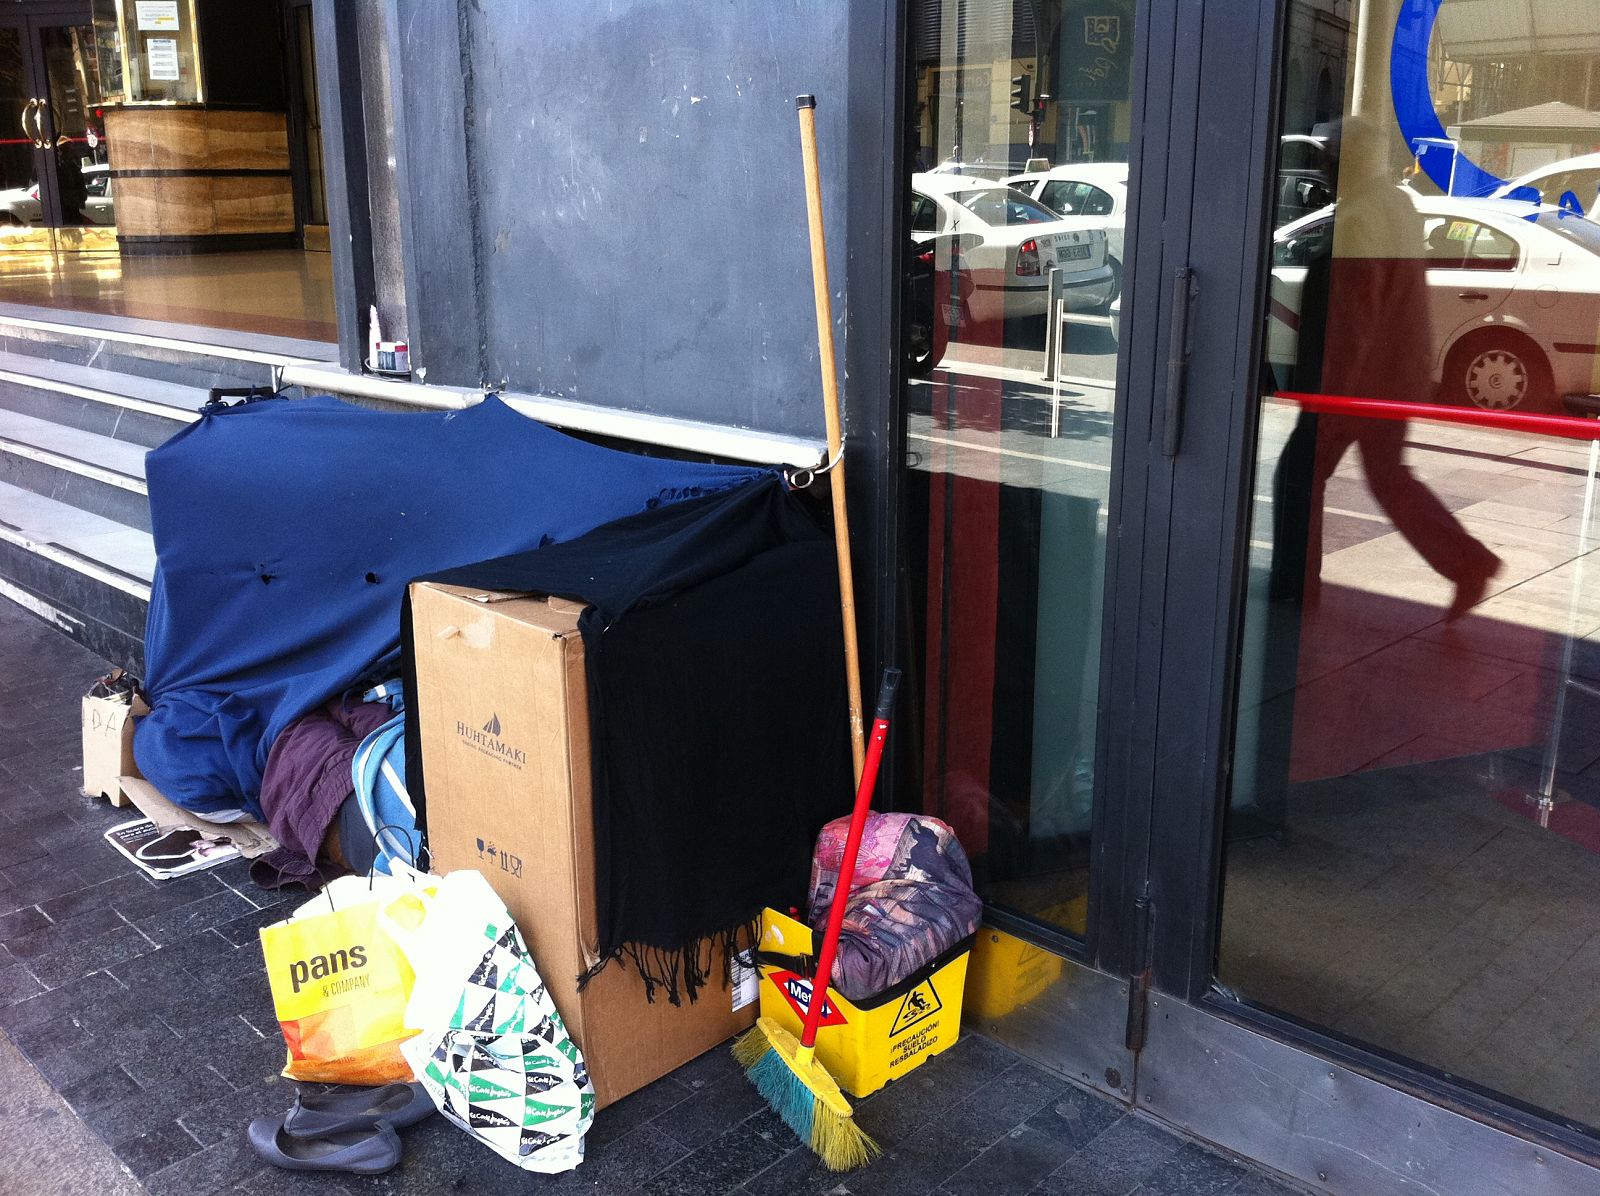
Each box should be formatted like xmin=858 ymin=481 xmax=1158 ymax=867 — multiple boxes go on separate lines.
xmin=1225 ymin=0 xmax=1600 ymax=1130
xmin=90 ymin=0 xmax=203 ymax=104
xmin=903 ymin=0 xmax=1138 ymax=938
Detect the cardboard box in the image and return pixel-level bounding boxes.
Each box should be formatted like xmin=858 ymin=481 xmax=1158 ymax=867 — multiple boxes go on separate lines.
xmin=82 ymin=687 xmax=147 ymax=805
xmin=410 ymin=581 xmax=757 ymax=1108
xmin=754 ymin=907 xmax=970 ymax=1098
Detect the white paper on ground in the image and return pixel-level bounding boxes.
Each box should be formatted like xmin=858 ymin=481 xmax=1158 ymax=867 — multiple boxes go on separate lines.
xmin=103 ymin=817 xmax=241 ymax=880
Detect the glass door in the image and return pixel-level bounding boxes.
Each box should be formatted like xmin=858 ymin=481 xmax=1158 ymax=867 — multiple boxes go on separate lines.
xmin=0 ymin=6 xmax=108 ymax=250
xmin=1222 ymin=0 xmax=1600 ymax=1143
xmin=0 ymin=17 xmax=50 ymax=243
xmin=895 ymin=0 xmax=1286 ymax=993
xmin=36 ymin=20 xmax=110 ymax=231
xmin=889 ymin=0 xmax=1600 ymax=1180
xmin=900 ymin=0 xmax=1139 ymax=948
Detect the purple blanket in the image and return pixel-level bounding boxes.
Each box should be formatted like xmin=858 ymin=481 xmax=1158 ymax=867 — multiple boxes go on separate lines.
xmin=251 ymin=697 xmax=391 ymax=888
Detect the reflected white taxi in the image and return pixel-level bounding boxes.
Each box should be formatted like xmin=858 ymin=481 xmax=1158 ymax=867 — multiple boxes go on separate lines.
xmin=0 ymin=165 xmax=113 ymax=227
xmin=912 ymin=172 xmax=1115 ymax=325
xmin=1492 ymin=151 xmax=1600 ymax=216
xmin=1002 ymin=162 xmax=1128 ymax=301
xmin=1267 ymin=194 xmax=1600 ymax=412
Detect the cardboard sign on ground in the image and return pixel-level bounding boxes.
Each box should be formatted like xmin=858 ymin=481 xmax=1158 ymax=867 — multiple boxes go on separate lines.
xmin=119 ymin=775 xmax=279 ymax=859
xmin=81 ymin=691 xmax=147 ymax=806
xmin=411 ymin=581 xmax=756 ymax=1108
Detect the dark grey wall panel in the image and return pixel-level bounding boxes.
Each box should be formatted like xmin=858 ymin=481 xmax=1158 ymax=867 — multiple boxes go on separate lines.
xmin=391 ymin=0 xmax=484 ymax=384
xmin=455 ymin=0 xmax=852 ymax=439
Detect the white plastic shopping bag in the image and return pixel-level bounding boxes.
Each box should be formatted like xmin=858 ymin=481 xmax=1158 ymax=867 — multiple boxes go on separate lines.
xmin=387 ymin=867 xmax=594 ymax=1173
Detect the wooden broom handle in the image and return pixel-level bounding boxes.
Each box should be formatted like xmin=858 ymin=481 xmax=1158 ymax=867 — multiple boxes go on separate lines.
xmin=796 ymin=94 xmax=866 ymax=784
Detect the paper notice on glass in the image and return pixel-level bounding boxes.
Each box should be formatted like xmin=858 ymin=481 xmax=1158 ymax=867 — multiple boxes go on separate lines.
xmin=146 ymin=37 xmax=180 ymax=81
xmin=135 ymin=1 xmax=180 ymax=32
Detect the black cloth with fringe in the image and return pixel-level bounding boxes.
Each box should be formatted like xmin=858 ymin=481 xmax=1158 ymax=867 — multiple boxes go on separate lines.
xmin=402 ymin=476 xmax=853 ymax=1003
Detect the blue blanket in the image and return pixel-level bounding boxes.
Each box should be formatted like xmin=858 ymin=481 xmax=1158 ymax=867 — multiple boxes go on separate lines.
xmin=136 ymin=394 xmax=766 ymax=820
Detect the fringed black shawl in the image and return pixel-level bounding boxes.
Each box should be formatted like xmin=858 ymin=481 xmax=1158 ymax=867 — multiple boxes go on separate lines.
xmin=404 ymin=477 xmax=852 ymax=1003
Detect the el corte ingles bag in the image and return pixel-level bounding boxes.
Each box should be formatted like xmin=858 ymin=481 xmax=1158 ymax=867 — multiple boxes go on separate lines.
xmin=391 ymin=868 xmax=594 ymax=1173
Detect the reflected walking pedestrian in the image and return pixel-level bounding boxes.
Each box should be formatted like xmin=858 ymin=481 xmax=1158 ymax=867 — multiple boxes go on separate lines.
xmin=1271 ymin=117 xmax=1500 ymax=621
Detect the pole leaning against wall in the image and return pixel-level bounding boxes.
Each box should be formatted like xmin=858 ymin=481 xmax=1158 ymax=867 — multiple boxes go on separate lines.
xmin=796 ymin=93 xmax=866 ymax=784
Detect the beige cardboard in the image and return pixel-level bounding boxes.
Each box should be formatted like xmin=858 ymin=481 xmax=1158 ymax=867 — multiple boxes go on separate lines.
xmin=412 ymin=581 xmax=755 ymax=1108
xmin=118 ymin=775 xmax=280 ymax=859
xmin=81 ymin=692 xmax=148 ymax=806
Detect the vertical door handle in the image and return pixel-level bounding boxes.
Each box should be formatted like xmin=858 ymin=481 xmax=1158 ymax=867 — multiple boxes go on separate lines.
xmin=19 ymin=99 xmax=38 ymax=148
xmin=1163 ymin=266 xmax=1198 ymax=457
xmin=33 ymin=98 xmax=52 ymax=148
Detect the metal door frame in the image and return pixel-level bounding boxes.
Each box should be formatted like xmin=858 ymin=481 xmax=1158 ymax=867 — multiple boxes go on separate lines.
xmin=876 ymin=0 xmax=1280 ymax=1004
xmin=875 ymin=0 xmax=1600 ymax=1187
xmin=282 ymin=0 xmax=322 ymax=242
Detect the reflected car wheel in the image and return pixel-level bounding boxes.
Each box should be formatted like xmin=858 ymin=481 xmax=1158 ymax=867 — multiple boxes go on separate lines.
xmin=1096 ymin=256 xmax=1122 ymax=314
xmin=1446 ymin=333 xmax=1553 ymax=413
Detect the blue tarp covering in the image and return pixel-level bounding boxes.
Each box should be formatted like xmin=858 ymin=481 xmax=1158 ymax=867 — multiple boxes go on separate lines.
xmin=135 ymin=394 xmax=766 ymax=820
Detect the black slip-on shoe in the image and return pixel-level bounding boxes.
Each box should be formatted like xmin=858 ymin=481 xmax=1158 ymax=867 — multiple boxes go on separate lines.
xmin=247 ymin=1116 xmax=402 ymax=1174
xmin=283 ymin=1081 xmax=435 ymax=1137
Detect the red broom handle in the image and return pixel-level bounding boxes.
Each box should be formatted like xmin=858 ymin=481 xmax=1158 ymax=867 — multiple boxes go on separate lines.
xmin=801 ymin=667 xmax=901 ymax=1050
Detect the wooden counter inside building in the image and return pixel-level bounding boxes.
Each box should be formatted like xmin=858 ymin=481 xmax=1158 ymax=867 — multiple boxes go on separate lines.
xmin=103 ymin=106 xmax=295 ymax=253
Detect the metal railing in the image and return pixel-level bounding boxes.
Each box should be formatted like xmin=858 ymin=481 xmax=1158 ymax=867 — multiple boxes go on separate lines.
xmin=1274 ymin=389 xmax=1600 ymax=441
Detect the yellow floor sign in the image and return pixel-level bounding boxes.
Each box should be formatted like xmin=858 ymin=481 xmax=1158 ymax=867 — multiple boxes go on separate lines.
xmin=754 ymin=908 xmax=971 ymax=1098
xmin=890 ymin=979 xmax=942 ymax=1036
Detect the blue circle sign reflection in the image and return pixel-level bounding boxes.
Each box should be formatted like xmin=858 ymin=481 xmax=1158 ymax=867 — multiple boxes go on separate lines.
xmin=1390 ymin=0 xmax=1543 ymax=203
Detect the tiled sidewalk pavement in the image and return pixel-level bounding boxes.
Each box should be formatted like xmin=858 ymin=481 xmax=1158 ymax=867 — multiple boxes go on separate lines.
xmin=0 ymin=601 xmax=1303 ymax=1196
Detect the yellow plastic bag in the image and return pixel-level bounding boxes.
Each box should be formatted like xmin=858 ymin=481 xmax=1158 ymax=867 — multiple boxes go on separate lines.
xmin=259 ymin=876 xmax=420 ymax=1084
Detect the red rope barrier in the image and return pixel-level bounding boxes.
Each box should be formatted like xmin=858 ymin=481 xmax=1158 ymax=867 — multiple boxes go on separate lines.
xmin=1274 ymin=390 xmax=1600 ymax=442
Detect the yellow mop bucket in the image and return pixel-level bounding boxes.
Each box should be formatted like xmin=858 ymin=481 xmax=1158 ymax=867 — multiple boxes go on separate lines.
xmin=753 ymin=907 xmax=972 ymax=1099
